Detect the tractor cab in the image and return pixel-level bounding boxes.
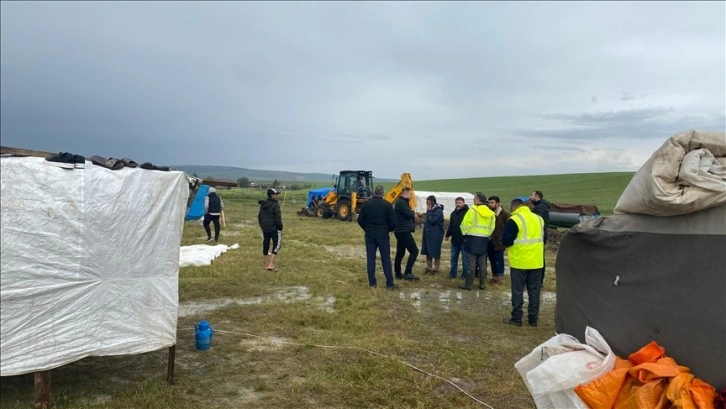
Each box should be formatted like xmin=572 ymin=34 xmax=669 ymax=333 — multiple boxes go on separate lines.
xmin=336 ymin=170 xmax=373 ymax=199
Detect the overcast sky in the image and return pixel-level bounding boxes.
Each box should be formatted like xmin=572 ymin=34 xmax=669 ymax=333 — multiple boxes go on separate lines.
xmin=2 ymin=1 xmax=724 ymax=180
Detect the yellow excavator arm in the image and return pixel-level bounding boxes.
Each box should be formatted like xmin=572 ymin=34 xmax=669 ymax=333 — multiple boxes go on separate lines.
xmin=384 ymin=173 xmax=416 ymax=210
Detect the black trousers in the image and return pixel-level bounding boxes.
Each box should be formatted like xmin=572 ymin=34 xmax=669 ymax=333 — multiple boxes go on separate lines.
xmin=203 ymin=214 xmax=220 ymax=241
xmin=510 ymin=267 xmax=543 ymax=324
xmin=394 ymin=232 xmax=419 ymax=275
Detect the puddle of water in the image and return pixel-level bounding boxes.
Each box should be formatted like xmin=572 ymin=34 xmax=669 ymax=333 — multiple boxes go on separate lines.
xmin=179 ymin=286 xmax=337 ymax=318
xmin=394 ymin=288 xmax=557 ymax=312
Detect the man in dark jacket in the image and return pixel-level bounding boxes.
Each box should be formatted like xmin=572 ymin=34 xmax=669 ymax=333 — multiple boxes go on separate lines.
xmin=530 ymin=190 xmax=550 ymax=242
xmin=486 ymin=196 xmax=510 ymax=285
xmin=445 ymin=197 xmax=469 ymax=279
xmin=357 ymin=185 xmax=397 ymax=289
xmin=393 ymin=187 xmax=420 ymax=281
xmin=530 ymin=190 xmax=551 ymax=284
xmin=258 ymin=188 xmax=283 ymax=271
xmin=203 ymin=187 xmax=224 ymax=243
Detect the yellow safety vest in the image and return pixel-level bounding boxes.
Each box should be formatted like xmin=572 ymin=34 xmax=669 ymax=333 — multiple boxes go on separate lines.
xmin=507 ymin=206 xmax=544 ymax=269
xmin=460 ymin=205 xmax=495 ymax=238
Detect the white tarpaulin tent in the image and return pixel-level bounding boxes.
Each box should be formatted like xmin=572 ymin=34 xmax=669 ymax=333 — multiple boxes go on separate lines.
xmin=0 ymin=156 xmax=189 ymax=376
xmin=413 ymin=190 xmax=476 ymax=219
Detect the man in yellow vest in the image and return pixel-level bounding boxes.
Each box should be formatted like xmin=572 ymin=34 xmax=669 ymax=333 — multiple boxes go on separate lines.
xmin=458 ymin=192 xmax=496 ymax=291
xmin=502 ymin=198 xmax=545 ymax=326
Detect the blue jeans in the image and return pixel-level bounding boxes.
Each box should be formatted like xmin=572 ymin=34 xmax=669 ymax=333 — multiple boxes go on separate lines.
xmin=365 ymin=236 xmax=394 ymax=288
xmin=449 ymin=242 xmax=469 ymax=278
xmin=509 ymin=267 xmax=543 ymax=324
xmin=487 ymin=242 xmax=505 ymax=277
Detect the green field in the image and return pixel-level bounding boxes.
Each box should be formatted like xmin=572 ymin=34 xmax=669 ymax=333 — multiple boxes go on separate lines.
xmin=402 ymin=172 xmax=634 ymax=216
xmin=0 ymin=172 xmax=634 ymax=409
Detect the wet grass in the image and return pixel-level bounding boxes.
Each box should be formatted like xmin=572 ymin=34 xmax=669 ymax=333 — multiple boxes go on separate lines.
xmin=1 ymin=187 xmax=578 ymax=409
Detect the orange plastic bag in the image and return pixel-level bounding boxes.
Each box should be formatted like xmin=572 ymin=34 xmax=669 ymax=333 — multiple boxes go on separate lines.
xmin=575 ymin=341 xmax=717 ymax=409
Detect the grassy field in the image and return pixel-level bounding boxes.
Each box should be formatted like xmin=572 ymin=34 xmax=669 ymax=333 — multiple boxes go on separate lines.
xmin=0 ymin=172 xmax=631 ymax=409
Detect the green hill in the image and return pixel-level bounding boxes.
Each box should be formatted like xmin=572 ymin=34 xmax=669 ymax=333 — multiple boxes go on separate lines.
xmin=394 ymin=172 xmax=635 ymax=215
xmin=214 ymin=170 xmax=636 ymax=215
xmin=170 ymin=165 xmax=335 ymax=183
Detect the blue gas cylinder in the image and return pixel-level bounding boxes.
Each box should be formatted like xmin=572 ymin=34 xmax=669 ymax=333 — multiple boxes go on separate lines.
xmin=195 ymin=320 xmax=214 ymax=351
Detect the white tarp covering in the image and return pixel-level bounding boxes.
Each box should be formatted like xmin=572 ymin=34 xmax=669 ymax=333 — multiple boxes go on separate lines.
xmin=0 ymin=156 xmax=189 ymax=376
xmin=413 ymin=191 xmax=475 ymax=219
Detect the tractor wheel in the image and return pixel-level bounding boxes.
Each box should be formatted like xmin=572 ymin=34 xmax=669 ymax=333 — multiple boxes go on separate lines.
xmin=337 ymin=199 xmax=352 ymax=221
xmin=315 ymin=204 xmax=326 ymax=218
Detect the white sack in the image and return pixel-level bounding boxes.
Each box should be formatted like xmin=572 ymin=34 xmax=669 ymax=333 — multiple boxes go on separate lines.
xmin=1 ymin=157 xmax=189 ymax=376
xmin=514 ymin=326 xmax=616 ymax=409
xmin=413 ymin=191 xmax=475 ymax=219
xmin=614 ymin=129 xmax=726 ymax=216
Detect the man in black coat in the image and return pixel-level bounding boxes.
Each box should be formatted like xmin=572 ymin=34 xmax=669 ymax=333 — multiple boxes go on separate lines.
xmin=357 ymin=185 xmax=397 ymax=289
xmin=393 ymin=187 xmax=420 ymax=281
xmin=530 ymin=190 xmax=551 ymax=284
xmin=530 ymin=190 xmax=550 ymax=240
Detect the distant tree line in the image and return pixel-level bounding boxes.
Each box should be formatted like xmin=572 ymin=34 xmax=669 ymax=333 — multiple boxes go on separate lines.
xmin=236 ymin=177 xmax=313 ymax=191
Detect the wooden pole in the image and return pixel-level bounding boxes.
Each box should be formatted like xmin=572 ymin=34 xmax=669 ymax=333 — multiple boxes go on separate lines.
xmin=166 ymin=345 xmax=176 ymax=385
xmin=34 ymin=370 xmax=51 ymax=409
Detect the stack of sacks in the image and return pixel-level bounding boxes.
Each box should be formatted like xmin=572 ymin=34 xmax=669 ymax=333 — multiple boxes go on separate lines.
xmin=516 ymin=327 xmax=718 ymax=409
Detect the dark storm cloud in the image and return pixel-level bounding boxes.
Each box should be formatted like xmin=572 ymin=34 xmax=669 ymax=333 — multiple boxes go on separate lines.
xmin=1 ymin=1 xmax=724 ymax=179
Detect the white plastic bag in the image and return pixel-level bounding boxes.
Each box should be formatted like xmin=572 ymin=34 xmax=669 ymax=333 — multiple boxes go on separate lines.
xmin=514 ymin=326 xmax=616 ymax=409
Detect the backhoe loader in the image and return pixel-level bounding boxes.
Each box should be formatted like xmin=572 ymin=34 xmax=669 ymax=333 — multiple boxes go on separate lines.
xmin=314 ymin=171 xmax=415 ymax=221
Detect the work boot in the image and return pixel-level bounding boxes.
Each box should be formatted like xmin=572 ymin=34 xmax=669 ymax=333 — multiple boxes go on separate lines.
xmin=489 ymin=277 xmax=504 ymax=285
xmin=264 ymin=255 xmax=271 ymax=269
xmin=403 ymin=273 xmax=419 ymax=281
xmin=433 ymin=258 xmax=440 ymax=274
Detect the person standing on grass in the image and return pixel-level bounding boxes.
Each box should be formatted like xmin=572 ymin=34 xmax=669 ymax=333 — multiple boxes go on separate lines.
xmin=503 ymin=198 xmax=545 ymax=327
xmin=446 ymin=197 xmax=469 ymax=280
xmin=258 ymin=188 xmax=283 ymax=271
xmin=393 ymin=187 xmax=420 ymax=281
xmin=486 ymin=196 xmax=509 ymax=285
xmin=421 ymin=195 xmax=445 ymax=274
xmin=203 ymin=187 xmax=224 ymax=243
xmin=458 ymin=192 xmax=495 ymax=291
xmin=357 ymin=185 xmax=397 ymax=289
xmin=530 ymin=190 xmax=551 ymax=284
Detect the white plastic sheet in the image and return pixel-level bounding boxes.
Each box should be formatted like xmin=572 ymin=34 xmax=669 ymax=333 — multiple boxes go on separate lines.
xmin=413 ymin=191 xmax=475 ymax=219
xmin=179 ymin=243 xmax=239 ymax=267
xmin=0 ymin=157 xmax=188 ymax=376
xmin=514 ymin=326 xmax=616 ymax=409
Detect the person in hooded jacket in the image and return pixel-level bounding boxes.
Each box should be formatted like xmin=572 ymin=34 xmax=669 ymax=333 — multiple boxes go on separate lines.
xmin=258 ymin=188 xmax=283 ymax=271
xmin=203 ymin=187 xmax=224 ymax=243
xmin=445 ymin=197 xmax=469 ymax=279
xmin=458 ymin=192 xmax=496 ymax=291
xmin=421 ymin=195 xmax=445 ymax=274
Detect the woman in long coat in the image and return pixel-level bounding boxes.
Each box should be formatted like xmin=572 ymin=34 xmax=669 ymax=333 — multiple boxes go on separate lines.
xmin=421 ymin=195 xmax=445 ymax=274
